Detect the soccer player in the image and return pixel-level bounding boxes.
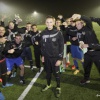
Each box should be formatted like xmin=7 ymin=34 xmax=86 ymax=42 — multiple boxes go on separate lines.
xmin=4 ymin=34 xmax=30 ymax=84
xmin=65 ymin=17 xmax=84 ymax=74
xmin=20 ymin=23 xmax=34 ymax=69
xmin=64 ymin=18 xmax=76 ymax=69
xmin=0 ymin=26 xmax=13 ymax=87
xmin=71 ymin=14 xmax=100 ymax=84
xmin=31 ymin=24 xmax=41 ymax=72
xmin=41 ymin=15 xmax=64 ymax=98
xmin=55 ymin=18 xmax=66 ymax=72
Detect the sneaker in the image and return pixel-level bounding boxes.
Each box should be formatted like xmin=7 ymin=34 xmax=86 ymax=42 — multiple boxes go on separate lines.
xmin=0 ymin=78 xmax=2 ymax=82
xmin=60 ymin=65 xmax=65 ymax=73
xmin=2 ymin=83 xmax=13 ymax=88
xmin=66 ymin=62 xmax=70 ymax=67
xmin=55 ymin=87 xmax=61 ymax=98
xmin=30 ymin=66 xmax=33 ymax=69
xmin=42 ymin=85 xmax=51 ymax=92
xmin=73 ymin=69 xmax=80 ymax=75
xmin=80 ymin=79 xmax=90 ymax=85
xmin=13 ymin=72 xmax=16 ymax=77
xmin=20 ymin=80 xmax=25 ymax=84
xmin=10 ymin=74 xmax=14 ymax=78
xmin=71 ymin=65 xmax=76 ymax=70
xmin=11 ymin=72 xmax=16 ymax=78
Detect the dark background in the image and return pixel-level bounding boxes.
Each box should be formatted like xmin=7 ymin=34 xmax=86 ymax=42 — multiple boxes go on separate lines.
xmin=0 ymin=0 xmax=100 ymax=24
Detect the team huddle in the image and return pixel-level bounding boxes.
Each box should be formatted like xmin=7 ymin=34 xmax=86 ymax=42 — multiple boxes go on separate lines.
xmin=0 ymin=14 xmax=100 ymax=98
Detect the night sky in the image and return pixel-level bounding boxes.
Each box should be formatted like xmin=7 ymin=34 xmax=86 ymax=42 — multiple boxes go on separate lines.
xmin=0 ymin=0 xmax=100 ymax=24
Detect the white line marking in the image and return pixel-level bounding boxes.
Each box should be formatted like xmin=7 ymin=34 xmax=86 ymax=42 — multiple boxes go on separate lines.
xmin=24 ymin=65 xmax=37 ymax=68
xmin=18 ymin=67 xmax=44 ymax=100
xmin=96 ymin=94 xmax=100 ymax=97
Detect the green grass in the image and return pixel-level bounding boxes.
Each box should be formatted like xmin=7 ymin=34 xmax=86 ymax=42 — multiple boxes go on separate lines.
xmin=37 ymin=25 xmax=46 ymax=31
xmin=1 ymin=23 xmax=100 ymax=100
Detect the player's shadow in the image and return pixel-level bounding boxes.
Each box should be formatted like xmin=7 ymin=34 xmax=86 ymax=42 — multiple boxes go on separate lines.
xmin=33 ymin=82 xmax=57 ymax=93
xmin=38 ymin=70 xmax=100 ymax=92
xmin=7 ymin=68 xmax=38 ymax=86
xmin=9 ymin=67 xmax=100 ymax=92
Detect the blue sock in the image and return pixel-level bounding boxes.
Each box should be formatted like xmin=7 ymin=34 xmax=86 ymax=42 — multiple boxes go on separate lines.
xmin=73 ymin=60 xmax=79 ymax=69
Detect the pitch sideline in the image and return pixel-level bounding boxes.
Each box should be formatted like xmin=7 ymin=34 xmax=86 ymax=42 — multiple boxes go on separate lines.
xmin=18 ymin=66 xmax=43 ymax=100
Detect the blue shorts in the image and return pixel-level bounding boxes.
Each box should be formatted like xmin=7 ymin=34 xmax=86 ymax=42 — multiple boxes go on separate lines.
xmin=6 ymin=57 xmax=24 ymax=71
xmin=71 ymin=45 xmax=83 ymax=60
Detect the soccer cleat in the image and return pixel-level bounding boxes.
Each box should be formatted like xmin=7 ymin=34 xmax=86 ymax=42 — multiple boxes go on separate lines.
xmin=42 ymin=85 xmax=51 ymax=92
xmin=80 ymin=79 xmax=90 ymax=85
xmin=30 ymin=66 xmax=33 ymax=69
xmin=55 ymin=87 xmax=61 ymax=98
xmin=20 ymin=80 xmax=25 ymax=84
xmin=11 ymin=72 xmax=17 ymax=78
xmin=66 ymin=62 xmax=70 ymax=68
xmin=30 ymin=66 xmax=34 ymax=71
xmin=60 ymin=65 xmax=65 ymax=73
xmin=13 ymin=72 xmax=17 ymax=77
xmin=71 ymin=65 xmax=76 ymax=70
xmin=29 ymin=61 xmax=34 ymax=69
xmin=0 ymin=78 xmax=2 ymax=82
xmin=73 ymin=69 xmax=80 ymax=75
xmin=2 ymin=83 xmax=13 ymax=88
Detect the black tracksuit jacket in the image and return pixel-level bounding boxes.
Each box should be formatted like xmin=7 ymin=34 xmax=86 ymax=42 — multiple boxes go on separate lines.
xmin=77 ymin=15 xmax=100 ymax=55
xmin=65 ymin=25 xmax=78 ymax=45
xmin=3 ymin=40 xmax=31 ymax=58
xmin=80 ymin=16 xmax=99 ymax=44
xmin=41 ymin=27 xmax=64 ymax=60
xmin=31 ymin=31 xmax=41 ymax=48
xmin=0 ymin=42 xmax=6 ymax=60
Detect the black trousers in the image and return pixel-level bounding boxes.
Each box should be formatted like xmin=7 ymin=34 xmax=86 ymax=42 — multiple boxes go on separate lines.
xmin=44 ymin=57 xmax=60 ymax=80
xmin=34 ymin=48 xmax=41 ymax=68
xmin=0 ymin=59 xmax=7 ymax=75
xmin=84 ymin=51 xmax=100 ymax=80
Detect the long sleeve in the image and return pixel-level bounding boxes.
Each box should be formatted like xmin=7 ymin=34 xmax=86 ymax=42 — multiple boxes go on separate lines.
xmin=2 ymin=41 xmax=11 ymax=55
xmin=90 ymin=17 xmax=100 ymax=25
xmin=81 ymin=15 xmax=93 ymax=30
xmin=40 ymin=33 xmax=45 ymax=56
xmin=58 ymin=31 xmax=64 ymax=60
xmin=88 ymin=43 xmax=100 ymax=50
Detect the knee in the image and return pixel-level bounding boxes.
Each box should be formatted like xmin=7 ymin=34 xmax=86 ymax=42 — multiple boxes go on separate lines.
xmin=54 ymin=73 xmax=60 ymax=79
xmin=20 ymin=65 xmax=24 ymax=71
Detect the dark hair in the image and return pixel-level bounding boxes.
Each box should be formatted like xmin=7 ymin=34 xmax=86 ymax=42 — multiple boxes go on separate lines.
xmin=26 ymin=22 xmax=31 ymax=25
xmin=8 ymin=21 xmax=14 ymax=24
xmin=46 ymin=15 xmax=55 ymax=19
xmin=31 ymin=24 xmax=37 ymax=28
xmin=56 ymin=18 xmax=61 ymax=22
xmin=15 ymin=33 xmax=21 ymax=37
xmin=0 ymin=25 xmax=5 ymax=28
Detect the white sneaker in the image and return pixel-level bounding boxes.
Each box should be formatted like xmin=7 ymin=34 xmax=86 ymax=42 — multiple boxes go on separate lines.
xmin=11 ymin=72 xmax=16 ymax=78
xmin=20 ymin=80 xmax=25 ymax=84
